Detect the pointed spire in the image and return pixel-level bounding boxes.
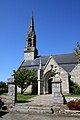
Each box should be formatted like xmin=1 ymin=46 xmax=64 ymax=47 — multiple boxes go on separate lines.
xmin=30 ymin=15 xmax=34 ymax=32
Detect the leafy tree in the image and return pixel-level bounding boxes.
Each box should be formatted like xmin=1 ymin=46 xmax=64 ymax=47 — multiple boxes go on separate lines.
xmin=26 ymin=69 xmax=38 ymax=95
xmin=74 ymin=41 xmax=80 ymax=63
xmin=0 ymin=81 xmax=8 ymax=94
xmin=13 ymin=68 xmax=37 ymax=94
xmin=0 ymin=81 xmax=7 ymax=88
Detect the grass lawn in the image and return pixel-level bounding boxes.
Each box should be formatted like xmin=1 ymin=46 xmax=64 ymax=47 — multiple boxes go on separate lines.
xmin=17 ymin=94 xmax=37 ymax=101
xmin=64 ymin=94 xmax=80 ymax=97
xmin=1 ymin=93 xmax=7 ymax=96
xmin=0 ymin=93 xmax=37 ymax=101
xmin=1 ymin=93 xmax=80 ymax=101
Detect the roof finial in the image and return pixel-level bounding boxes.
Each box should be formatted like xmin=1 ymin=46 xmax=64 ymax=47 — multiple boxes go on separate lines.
xmin=30 ymin=12 xmax=34 ymax=32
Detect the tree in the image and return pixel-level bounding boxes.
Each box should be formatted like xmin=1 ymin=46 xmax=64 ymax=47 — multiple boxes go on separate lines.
xmin=0 ymin=81 xmax=8 ymax=94
xmin=0 ymin=81 xmax=7 ymax=88
xmin=13 ymin=68 xmax=37 ymax=94
xmin=69 ymin=80 xmax=80 ymax=95
xmin=74 ymin=41 xmax=80 ymax=63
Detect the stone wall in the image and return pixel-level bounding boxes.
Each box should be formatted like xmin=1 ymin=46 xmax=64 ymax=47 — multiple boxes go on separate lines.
xmin=43 ymin=56 xmax=58 ymax=75
xmin=43 ymin=56 xmax=69 ymax=94
xmin=65 ymin=97 xmax=80 ymax=102
xmin=70 ymin=64 xmax=80 ymax=85
xmin=59 ymin=67 xmax=69 ymax=94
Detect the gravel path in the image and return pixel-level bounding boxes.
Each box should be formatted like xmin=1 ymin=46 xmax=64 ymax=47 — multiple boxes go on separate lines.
xmin=0 ymin=112 xmax=80 ymax=120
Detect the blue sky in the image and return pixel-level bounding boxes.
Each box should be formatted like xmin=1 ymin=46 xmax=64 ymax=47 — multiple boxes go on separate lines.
xmin=0 ymin=0 xmax=80 ymax=82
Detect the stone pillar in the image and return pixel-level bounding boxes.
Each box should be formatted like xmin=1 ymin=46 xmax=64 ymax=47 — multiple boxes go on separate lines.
xmin=38 ymin=69 xmax=41 ymax=95
xmin=52 ymin=75 xmax=64 ymax=104
xmin=37 ymin=57 xmax=43 ymax=95
xmin=8 ymin=77 xmax=17 ymax=104
xmin=43 ymin=78 xmax=46 ymax=95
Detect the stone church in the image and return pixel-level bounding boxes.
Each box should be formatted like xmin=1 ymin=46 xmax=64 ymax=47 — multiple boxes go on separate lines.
xmin=20 ymin=16 xmax=80 ymax=95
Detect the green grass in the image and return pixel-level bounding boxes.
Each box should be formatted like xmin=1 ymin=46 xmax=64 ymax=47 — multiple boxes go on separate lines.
xmin=1 ymin=93 xmax=80 ymax=101
xmin=0 ymin=92 xmax=7 ymax=96
xmin=17 ymin=94 xmax=37 ymax=101
xmin=0 ymin=93 xmax=37 ymax=101
xmin=2 ymin=93 xmax=7 ymax=95
xmin=64 ymin=94 xmax=80 ymax=97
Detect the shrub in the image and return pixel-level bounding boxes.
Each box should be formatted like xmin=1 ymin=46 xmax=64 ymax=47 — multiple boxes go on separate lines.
xmin=0 ymin=88 xmax=5 ymax=95
xmin=31 ymin=82 xmax=38 ymax=95
xmin=67 ymin=100 xmax=77 ymax=110
xmin=76 ymin=99 xmax=80 ymax=110
xmin=0 ymin=97 xmax=4 ymax=109
xmin=67 ymin=99 xmax=80 ymax=110
xmin=69 ymin=80 xmax=80 ymax=95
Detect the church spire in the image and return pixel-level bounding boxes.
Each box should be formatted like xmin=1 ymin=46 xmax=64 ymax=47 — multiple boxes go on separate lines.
xmin=29 ymin=15 xmax=34 ymax=32
xmin=24 ymin=15 xmax=38 ymax=61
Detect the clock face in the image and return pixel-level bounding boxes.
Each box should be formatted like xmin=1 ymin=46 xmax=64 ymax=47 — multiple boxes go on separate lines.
xmin=27 ymin=53 xmax=31 ymax=57
xmin=24 ymin=52 xmax=34 ymax=60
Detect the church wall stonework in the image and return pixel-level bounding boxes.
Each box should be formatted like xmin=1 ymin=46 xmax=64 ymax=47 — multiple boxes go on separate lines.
xmin=70 ymin=64 xmax=80 ymax=85
xmin=24 ymin=52 xmax=35 ymax=61
xmin=59 ymin=67 xmax=69 ymax=94
xmin=43 ymin=56 xmax=69 ymax=94
xmin=43 ymin=56 xmax=58 ymax=75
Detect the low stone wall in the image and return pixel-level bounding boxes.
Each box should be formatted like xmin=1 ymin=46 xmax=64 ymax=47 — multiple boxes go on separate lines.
xmin=65 ymin=97 xmax=80 ymax=103
xmin=1 ymin=95 xmax=14 ymax=106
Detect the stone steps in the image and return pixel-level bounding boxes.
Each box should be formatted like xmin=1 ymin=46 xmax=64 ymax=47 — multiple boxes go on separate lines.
xmin=10 ymin=104 xmax=52 ymax=114
xmin=24 ymin=94 xmax=53 ymax=106
xmin=9 ymin=94 xmax=53 ymax=114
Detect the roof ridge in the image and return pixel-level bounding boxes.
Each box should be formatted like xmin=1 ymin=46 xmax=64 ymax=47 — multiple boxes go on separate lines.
xmin=41 ymin=52 xmax=74 ymax=57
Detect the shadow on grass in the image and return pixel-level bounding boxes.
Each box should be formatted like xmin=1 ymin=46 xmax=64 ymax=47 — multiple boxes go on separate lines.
xmin=0 ymin=111 xmax=8 ymax=118
xmin=16 ymin=100 xmax=33 ymax=103
xmin=24 ymin=93 xmax=32 ymax=95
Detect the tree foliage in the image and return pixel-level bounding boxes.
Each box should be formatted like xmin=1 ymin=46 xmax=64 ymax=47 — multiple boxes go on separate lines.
xmin=0 ymin=81 xmax=7 ymax=88
xmin=74 ymin=41 xmax=80 ymax=63
xmin=13 ymin=68 xmax=37 ymax=94
xmin=69 ymin=80 xmax=80 ymax=95
xmin=0 ymin=81 xmax=8 ymax=94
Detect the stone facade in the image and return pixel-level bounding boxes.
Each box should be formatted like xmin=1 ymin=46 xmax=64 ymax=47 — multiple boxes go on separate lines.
xmin=21 ymin=16 xmax=80 ymax=95
xmin=37 ymin=56 xmax=69 ymax=95
xmin=70 ymin=64 xmax=80 ymax=85
xmin=59 ymin=67 xmax=69 ymax=94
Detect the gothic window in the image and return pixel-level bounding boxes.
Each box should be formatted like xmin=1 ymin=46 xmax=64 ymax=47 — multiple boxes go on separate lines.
xmin=28 ymin=38 xmax=32 ymax=47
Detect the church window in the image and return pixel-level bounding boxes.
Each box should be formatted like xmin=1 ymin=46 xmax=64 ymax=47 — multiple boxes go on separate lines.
xmin=28 ymin=38 xmax=32 ymax=47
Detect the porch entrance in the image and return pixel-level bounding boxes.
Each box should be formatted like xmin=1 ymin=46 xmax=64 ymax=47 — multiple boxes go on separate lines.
xmin=48 ymin=79 xmax=52 ymax=94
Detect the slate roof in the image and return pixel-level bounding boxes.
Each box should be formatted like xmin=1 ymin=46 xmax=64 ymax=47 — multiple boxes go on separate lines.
xmin=59 ymin=64 xmax=77 ymax=72
xmin=21 ymin=53 xmax=78 ymax=72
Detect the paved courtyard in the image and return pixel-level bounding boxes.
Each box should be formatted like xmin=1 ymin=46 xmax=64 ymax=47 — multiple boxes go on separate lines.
xmin=1 ymin=95 xmax=80 ymax=120
xmin=0 ymin=112 xmax=80 ymax=120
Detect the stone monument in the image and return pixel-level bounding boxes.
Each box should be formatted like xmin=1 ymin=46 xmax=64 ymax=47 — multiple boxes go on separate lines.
xmin=51 ymin=65 xmax=64 ymax=104
xmin=8 ymin=75 xmax=17 ymax=104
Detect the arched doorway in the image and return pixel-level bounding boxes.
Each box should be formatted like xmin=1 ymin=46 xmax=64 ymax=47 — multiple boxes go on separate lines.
xmin=44 ymin=70 xmax=54 ymax=94
xmin=48 ymin=78 xmax=52 ymax=94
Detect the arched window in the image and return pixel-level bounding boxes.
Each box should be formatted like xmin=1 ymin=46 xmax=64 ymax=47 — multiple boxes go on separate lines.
xmin=28 ymin=38 xmax=32 ymax=47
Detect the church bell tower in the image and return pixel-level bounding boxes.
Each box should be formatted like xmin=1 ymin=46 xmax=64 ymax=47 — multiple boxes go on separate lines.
xmin=24 ymin=16 xmax=38 ymax=60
